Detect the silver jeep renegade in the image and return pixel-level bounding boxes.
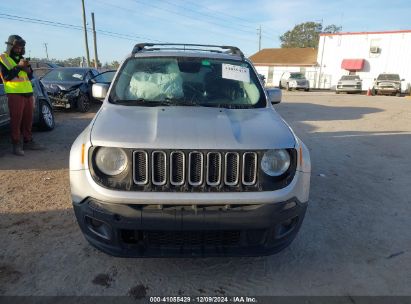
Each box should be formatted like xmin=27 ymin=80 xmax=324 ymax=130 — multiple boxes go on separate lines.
xmin=70 ymin=43 xmax=311 ymax=257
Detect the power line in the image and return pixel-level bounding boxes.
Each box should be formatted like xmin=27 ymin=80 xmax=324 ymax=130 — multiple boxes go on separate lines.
xmin=177 ymin=0 xmax=281 ymax=37
xmin=0 ymin=13 xmax=162 ymax=43
xmin=131 ymin=0 xmax=259 ymax=38
xmin=95 ymin=0 xmax=257 ymax=44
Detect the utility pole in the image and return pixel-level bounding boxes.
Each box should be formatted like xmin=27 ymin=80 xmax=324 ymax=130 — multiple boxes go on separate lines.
xmin=257 ymin=25 xmax=262 ymax=51
xmin=91 ymin=12 xmax=99 ymax=69
xmin=44 ymin=43 xmax=49 ymax=60
xmin=81 ymin=0 xmax=91 ymax=67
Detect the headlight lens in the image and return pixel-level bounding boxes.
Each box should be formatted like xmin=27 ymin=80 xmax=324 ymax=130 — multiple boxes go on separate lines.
xmin=261 ymin=149 xmax=291 ymax=176
xmin=95 ymin=147 xmax=128 ymax=176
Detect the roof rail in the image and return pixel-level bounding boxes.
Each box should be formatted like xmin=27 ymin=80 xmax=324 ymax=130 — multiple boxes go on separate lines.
xmin=132 ymin=43 xmax=244 ymax=58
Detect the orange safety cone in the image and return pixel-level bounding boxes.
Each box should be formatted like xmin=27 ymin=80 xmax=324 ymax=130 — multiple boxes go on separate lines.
xmin=366 ymin=88 xmax=372 ymax=96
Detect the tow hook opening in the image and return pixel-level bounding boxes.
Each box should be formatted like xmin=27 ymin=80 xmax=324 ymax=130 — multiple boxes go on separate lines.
xmin=276 ymin=216 xmax=299 ymax=239
xmin=85 ymin=216 xmax=112 ymax=241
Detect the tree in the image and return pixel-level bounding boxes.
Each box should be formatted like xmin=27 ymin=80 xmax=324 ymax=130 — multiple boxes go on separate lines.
xmin=323 ymin=24 xmax=342 ymax=34
xmin=280 ymin=22 xmax=341 ymax=48
xmin=103 ymin=61 xmax=120 ymax=70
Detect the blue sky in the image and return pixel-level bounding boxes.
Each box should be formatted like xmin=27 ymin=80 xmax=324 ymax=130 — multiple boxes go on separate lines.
xmin=0 ymin=0 xmax=410 ymax=64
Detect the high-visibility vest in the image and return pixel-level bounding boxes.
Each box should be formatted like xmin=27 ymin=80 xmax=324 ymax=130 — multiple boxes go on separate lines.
xmin=0 ymin=53 xmax=33 ymax=94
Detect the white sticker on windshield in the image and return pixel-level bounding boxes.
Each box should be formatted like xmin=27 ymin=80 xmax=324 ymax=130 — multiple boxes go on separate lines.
xmin=222 ymin=63 xmax=250 ymax=83
xmin=72 ymin=73 xmax=83 ymax=80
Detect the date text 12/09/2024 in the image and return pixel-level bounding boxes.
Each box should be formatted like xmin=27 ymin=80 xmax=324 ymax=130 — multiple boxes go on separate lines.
xmin=149 ymin=296 xmax=258 ymax=303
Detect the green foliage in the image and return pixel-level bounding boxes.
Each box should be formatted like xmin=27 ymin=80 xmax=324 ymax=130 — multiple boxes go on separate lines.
xmin=280 ymin=22 xmax=342 ymax=48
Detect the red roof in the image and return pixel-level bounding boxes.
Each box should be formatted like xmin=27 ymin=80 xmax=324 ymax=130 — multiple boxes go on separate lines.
xmin=341 ymin=59 xmax=365 ymax=70
xmin=321 ymin=29 xmax=411 ymax=36
xmin=249 ymin=48 xmax=317 ymax=66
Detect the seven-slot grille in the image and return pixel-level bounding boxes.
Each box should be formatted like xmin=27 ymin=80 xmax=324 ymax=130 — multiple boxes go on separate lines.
xmin=133 ymin=150 xmax=258 ymax=189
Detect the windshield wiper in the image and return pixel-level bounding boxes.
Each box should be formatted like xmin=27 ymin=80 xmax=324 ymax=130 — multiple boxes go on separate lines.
xmin=111 ymin=97 xmax=205 ymax=107
xmin=199 ymin=103 xmax=253 ymax=109
xmin=162 ymin=97 xmax=201 ymax=106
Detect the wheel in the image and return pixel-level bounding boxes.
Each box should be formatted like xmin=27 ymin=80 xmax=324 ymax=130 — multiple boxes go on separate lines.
xmin=77 ymin=93 xmax=90 ymax=113
xmin=286 ymin=83 xmax=291 ymax=91
xmin=37 ymin=100 xmax=55 ymax=131
xmin=396 ymin=92 xmax=401 ymax=97
xmin=305 ymin=88 xmax=310 ymax=92
xmin=336 ymin=91 xmax=340 ymax=94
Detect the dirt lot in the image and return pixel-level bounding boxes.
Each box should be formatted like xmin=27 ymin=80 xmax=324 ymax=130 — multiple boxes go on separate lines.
xmin=0 ymin=92 xmax=410 ymax=296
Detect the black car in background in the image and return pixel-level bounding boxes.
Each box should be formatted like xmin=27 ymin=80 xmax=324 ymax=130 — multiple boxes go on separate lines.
xmin=0 ymin=77 xmax=55 ymax=131
xmin=41 ymin=67 xmax=101 ymax=112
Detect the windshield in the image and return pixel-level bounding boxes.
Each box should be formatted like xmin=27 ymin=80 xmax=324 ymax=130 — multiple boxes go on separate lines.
xmin=377 ymin=74 xmax=400 ymax=81
xmin=290 ymin=73 xmax=305 ymax=79
xmin=109 ymin=57 xmax=265 ymax=108
xmin=341 ymin=75 xmax=360 ymax=80
xmin=93 ymin=71 xmax=115 ymax=83
xmin=42 ymin=69 xmax=86 ymax=81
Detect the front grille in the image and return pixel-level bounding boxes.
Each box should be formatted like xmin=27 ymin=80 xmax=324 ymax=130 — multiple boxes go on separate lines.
xmin=206 ymin=152 xmax=221 ymax=186
xmin=242 ymin=152 xmax=257 ymax=185
xmin=225 ymin=152 xmax=239 ymax=186
xmin=132 ymin=150 xmax=258 ymax=190
xmin=189 ymin=152 xmax=204 ymax=186
xmin=121 ymin=230 xmax=241 ymax=247
xmin=152 ymin=151 xmax=166 ymax=185
xmin=133 ymin=151 xmax=148 ymax=185
xmin=170 ymin=151 xmax=185 ymax=186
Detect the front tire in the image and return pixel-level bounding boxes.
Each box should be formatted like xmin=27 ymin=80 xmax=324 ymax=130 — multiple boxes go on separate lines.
xmin=77 ymin=93 xmax=90 ymax=113
xmin=37 ymin=100 xmax=55 ymax=131
xmin=396 ymin=92 xmax=401 ymax=97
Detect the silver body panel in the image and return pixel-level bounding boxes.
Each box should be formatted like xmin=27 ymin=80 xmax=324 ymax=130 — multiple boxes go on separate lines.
xmin=70 ymin=50 xmax=311 ymax=207
xmin=90 ymin=104 xmax=295 ymax=150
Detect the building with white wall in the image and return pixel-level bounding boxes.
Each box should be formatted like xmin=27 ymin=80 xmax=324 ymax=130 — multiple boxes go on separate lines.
xmin=317 ymin=30 xmax=411 ymax=92
xmin=249 ymin=48 xmax=318 ymax=87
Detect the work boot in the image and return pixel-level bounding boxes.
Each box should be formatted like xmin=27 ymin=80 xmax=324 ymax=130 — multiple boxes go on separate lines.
xmin=24 ymin=140 xmax=45 ymax=150
xmin=12 ymin=143 xmax=24 ymax=156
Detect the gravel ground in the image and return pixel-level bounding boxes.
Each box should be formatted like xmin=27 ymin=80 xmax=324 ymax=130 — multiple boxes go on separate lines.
xmin=0 ymin=93 xmax=410 ymax=296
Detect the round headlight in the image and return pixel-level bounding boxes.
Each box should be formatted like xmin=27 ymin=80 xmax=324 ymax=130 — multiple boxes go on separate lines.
xmin=261 ymin=149 xmax=291 ymax=176
xmin=95 ymin=147 xmax=128 ymax=176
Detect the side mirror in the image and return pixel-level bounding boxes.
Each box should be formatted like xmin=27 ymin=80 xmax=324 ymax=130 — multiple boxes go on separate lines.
xmin=92 ymin=83 xmax=109 ymax=100
xmin=266 ymin=88 xmax=282 ymax=104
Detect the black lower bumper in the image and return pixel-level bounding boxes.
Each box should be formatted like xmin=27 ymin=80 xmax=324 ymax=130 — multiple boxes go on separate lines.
xmin=73 ymin=198 xmax=307 ymax=257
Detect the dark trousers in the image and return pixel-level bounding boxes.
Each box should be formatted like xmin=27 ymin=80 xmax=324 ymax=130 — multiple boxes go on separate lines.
xmin=7 ymin=94 xmax=34 ymax=145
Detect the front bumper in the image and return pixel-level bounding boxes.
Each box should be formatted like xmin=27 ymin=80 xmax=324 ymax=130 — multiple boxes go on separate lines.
xmin=73 ymin=197 xmax=307 ymax=257
xmin=374 ymin=87 xmax=400 ymax=94
xmin=336 ymin=85 xmax=362 ymax=92
xmin=289 ymin=83 xmax=309 ymax=89
xmin=48 ymin=90 xmax=80 ymax=109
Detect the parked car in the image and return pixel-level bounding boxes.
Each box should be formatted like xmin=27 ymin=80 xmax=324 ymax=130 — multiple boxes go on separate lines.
xmin=266 ymin=87 xmax=282 ymax=103
xmin=279 ymin=72 xmax=309 ymax=91
xmin=0 ymin=77 xmax=55 ymax=131
xmin=41 ymin=67 xmax=115 ymax=112
xmin=70 ymin=43 xmax=311 ymax=258
xmin=336 ymin=75 xmax=362 ymax=94
xmin=30 ymin=60 xmax=62 ymax=78
xmin=372 ymin=73 xmax=404 ymax=96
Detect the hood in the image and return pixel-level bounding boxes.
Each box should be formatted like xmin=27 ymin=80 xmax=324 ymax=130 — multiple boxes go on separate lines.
xmin=90 ymin=104 xmax=296 ymax=150
xmin=42 ymin=80 xmax=83 ymax=93
xmin=339 ymin=79 xmax=361 ymax=85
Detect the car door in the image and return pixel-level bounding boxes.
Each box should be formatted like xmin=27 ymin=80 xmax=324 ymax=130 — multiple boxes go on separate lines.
xmin=0 ymin=83 xmax=10 ymax=127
